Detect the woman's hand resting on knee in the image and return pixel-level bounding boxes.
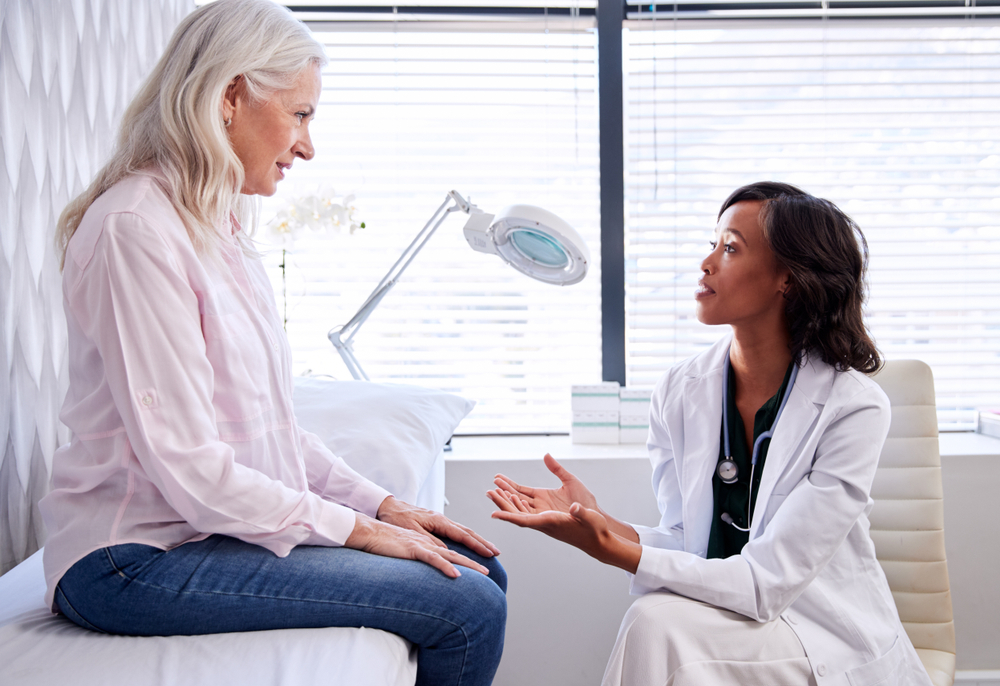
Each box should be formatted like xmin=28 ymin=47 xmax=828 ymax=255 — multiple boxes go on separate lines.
xmin=487 ymin=454 xmax=642 ymax=574
xmin=345 ymin=510 xmax=491 ymax=578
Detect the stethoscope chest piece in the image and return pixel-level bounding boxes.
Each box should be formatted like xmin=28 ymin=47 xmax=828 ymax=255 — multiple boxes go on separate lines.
xmin=717 ymin=458 xmax=739 ymax=484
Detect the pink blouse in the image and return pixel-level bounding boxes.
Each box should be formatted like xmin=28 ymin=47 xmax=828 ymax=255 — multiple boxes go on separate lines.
xmin=39 ymin=172 xmax=391 ymax=610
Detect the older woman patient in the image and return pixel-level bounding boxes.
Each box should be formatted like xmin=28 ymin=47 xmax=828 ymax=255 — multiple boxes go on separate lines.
xmin=40 ymin=2 xmax=505 ymax=685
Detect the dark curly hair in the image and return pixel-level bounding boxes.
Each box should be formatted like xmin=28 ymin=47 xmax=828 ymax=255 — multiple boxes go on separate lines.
xmin=719 ymin=182 xmax=882 ymax=374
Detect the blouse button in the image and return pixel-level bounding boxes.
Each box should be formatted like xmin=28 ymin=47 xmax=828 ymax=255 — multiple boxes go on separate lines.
xmin=817 ymin=664 xmax=827 ymax=677
xmin=142 ymin=396 xmax=153 ymax=406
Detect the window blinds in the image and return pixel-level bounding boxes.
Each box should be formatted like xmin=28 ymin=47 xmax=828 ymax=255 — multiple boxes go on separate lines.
xmin=259 ymin=18 xmax=601 ymax=433
xmin=623 ymin=18 xmax=1000 ymax=429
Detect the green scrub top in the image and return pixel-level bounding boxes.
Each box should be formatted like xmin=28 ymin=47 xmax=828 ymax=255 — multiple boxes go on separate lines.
xmin=707 ymin=360 xmax=795 ymax=559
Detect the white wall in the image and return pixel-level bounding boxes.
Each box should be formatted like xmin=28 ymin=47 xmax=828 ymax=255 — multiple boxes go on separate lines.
xmin=444 ymin=434 xmax=1000 ymax=685
xmin=0 ymin=0 xmax=193 ymax=575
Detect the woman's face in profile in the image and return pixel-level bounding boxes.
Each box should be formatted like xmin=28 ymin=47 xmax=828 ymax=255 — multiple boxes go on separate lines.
xmin=227 ymin=63 xmax=322 ymax=197
xmin=695 ymin=200 xmax=789 ymax=329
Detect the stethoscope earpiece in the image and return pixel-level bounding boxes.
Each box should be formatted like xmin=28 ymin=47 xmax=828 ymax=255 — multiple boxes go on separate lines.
xmin=718 ymin=346 xmax=798 ymax=532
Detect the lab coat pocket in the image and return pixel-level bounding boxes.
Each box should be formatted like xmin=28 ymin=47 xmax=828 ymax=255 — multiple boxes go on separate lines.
xmin=846 ymin=636 xmax=903 ymax=686
xmin=200 ymin=310 xmax=272 ymax=422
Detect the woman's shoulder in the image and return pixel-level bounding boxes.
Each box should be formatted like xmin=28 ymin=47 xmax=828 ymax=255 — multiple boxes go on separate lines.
xmin=657 ymin=336 xmax=729 ymax=383
xmin=801 ymin=354 xmax=891 ymax=419
xmin=649 ymin=336 xmax=729 ymax=407
xmin=67 ymin=171 xmax=186 ymax=272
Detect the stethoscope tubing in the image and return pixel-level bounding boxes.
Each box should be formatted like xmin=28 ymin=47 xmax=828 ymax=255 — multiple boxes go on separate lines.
xmin=719 ymin=345 xmax=799 ymax=532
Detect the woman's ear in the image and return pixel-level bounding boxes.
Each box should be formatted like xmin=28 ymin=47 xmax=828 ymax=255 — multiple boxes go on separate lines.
xmin=221 ymin=75 xmax=242 ymax=123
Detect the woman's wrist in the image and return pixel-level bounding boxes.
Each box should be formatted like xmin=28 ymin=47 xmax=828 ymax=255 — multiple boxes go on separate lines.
xmin=601 ymin=533 xmax=642 ymax=574
xmin=376 ymin=495 xmax=398 ymax=520
xmin=600 ymin=508 xmax=640 ymax=544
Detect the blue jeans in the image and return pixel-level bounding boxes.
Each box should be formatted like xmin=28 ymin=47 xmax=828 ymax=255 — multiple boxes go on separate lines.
xmin=55 ymin=535 xmax=507 ymax=686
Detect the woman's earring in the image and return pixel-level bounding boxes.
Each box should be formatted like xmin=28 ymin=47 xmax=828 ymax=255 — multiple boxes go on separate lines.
xmin=224 ymin=118 xmax=232 ymax=127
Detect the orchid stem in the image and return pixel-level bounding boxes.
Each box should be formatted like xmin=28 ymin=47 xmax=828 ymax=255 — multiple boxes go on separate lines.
xmin=280 ymin=248 xmax=287 ymax=332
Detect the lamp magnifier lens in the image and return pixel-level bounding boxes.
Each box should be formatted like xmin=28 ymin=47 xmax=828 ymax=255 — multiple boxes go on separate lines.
xmin=509 ymin=228 xmax=570 ymax=268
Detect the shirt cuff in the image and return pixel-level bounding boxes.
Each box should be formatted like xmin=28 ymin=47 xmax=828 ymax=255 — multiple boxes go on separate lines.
xmin=350 ymin=479 xmax=394 ymax=518
xmin=303 ymin=498 xmax=360 ymax=547
xmin=628 ymin=544 xmax=671 ymax=596
xmin=631 ymin=523 xmax=685 ymax=551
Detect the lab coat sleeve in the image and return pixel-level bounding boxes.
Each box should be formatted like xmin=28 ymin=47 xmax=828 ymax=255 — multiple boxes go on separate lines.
xmin=72 ymin=211 xmax=359 ymax=552
xmin=299 ymin=428 xmax=392 ymax=516
xmin=631 ymin=383 xmax=890 ymax=622
xmin=629 ymin=374 xmax=685 ymax=551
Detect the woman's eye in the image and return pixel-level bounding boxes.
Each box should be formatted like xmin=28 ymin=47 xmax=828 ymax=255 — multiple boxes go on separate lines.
xmin=724 ymin=243 xmax=735 ymax=253
xmin=709 ymin=241 xmax=717 ymax=250
xmin=296 ymin=112 xmax=307 ymax=122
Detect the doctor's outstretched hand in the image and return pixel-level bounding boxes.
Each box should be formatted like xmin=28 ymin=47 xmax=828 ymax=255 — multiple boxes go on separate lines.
xmin=488 ymin=454 xmax=642 ymax=574
xmin=493 ymin=453 xmax=599 ymax=516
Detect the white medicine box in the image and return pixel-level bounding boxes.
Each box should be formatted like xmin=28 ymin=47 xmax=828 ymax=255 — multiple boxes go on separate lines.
xmin=571 ymin=382 xmax=621 ymax=413
xmin=571 ymin=411 xmax=620 ymax=444
xmin=618 ymin=387 xmax=653 ymax=444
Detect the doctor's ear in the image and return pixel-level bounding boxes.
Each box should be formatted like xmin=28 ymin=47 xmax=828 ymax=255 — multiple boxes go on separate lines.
xmin=781 ymin=275 xmax=794 ymax=299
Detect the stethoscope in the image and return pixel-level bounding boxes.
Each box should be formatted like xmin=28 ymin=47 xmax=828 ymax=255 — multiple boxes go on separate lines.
xmin=718 ymin=346 xmax=799 ymax=532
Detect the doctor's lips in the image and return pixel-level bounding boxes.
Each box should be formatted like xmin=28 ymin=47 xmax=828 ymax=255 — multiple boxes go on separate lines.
xmin=695 ymin=280 xmax=715 ymax=298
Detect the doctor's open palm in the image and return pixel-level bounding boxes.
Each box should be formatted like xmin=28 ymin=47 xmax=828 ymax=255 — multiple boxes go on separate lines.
xmin=493 ymin=453 xmax=600 ymax=515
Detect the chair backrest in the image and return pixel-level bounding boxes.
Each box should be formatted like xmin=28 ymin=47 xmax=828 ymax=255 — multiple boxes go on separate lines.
xmin=869 ymin=360 xmax=956 ymax=686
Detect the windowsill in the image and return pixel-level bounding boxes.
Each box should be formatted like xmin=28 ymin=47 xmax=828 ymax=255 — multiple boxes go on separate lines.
xmin=447 ymin=431 xmax=1000 ymax=461
xmin=448 ymin=435 xmax=648 ymax=461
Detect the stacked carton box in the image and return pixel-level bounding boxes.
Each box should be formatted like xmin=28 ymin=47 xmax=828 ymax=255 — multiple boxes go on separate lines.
xmin=978 ymin=410 xmax=1000 ymax=439
xmin=619 ymin=388 xmax=653 ymax=444
xmin=571 ymin=382 xmax=620 ymax=444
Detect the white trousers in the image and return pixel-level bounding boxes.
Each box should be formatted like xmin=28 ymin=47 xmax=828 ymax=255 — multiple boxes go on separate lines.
xmin=602 ymin=593 xmax=816 ymax=686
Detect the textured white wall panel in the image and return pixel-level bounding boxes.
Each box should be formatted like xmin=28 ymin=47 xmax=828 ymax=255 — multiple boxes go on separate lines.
xmin=0 ymin=0 xmax=193 ymax=575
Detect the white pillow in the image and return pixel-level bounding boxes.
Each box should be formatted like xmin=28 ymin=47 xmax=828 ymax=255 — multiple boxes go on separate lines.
xmin=292 ymin=377 xmax=474 ymax=504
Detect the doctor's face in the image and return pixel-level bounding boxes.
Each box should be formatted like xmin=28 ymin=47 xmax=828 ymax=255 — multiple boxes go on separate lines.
xmin=695 ymin=200 xmax=790 ymax=328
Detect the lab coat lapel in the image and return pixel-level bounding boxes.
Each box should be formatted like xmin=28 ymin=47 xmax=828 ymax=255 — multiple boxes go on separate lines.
xmin=679 ymin=355 xmax=725 ymax=555
xmin=749 ymin=357 xmax=828 ymax=539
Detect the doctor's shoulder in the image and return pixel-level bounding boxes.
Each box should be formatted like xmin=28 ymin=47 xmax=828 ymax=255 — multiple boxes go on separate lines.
xmin=819 ymin=361 xmax=893 ymax=441
xmin=648 ymin=339 xmax=729 ymax=418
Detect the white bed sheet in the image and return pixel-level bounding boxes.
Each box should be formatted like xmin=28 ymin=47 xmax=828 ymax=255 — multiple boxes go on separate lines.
xmin=0 ymin=450 xmax=445 ymax=686
xmin=0 ymin=549 xmax=418 ymax=686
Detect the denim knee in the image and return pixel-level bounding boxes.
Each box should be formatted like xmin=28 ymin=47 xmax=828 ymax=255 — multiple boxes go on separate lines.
xmin=484 ymin=557 xmax=508 ymax=594
xmin=462 ymin=573 xmax=507 ymax=655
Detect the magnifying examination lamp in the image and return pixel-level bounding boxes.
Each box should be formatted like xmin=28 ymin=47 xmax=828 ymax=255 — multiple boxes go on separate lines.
xmin=328 ymin=190 xmax=590 ymax=380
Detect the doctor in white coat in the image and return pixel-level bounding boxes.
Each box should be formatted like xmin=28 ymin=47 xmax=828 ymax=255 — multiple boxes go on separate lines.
xmin=488 ymin=182 xmax=932 ymax=686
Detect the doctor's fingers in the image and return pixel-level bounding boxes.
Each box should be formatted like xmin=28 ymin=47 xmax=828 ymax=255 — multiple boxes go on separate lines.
xmin=496 ymin=478 xmax=549 ymax=512
xmin=490 ymin=509 xmax=566 ymax=529
xmin=543 ymin=453 xmax=579 ymax=485
xmin=493 ymin=474 xmax=539 ymax=498
xmin=487 ymin=488 xmax=520 ymax=513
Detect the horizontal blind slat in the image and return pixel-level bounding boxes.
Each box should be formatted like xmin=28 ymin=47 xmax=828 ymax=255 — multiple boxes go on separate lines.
xmin=624 ymin=20 xmax=1000 ymax=429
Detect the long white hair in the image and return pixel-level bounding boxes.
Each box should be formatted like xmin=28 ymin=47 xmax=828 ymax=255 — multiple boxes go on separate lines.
xmin=56 ymin=0 xmax=327 ymax=265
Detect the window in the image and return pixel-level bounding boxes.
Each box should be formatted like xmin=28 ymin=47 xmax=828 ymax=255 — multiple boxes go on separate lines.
xmin=261 ymin=15 xmax=602 ymax=433
xmin=623 ymin=16 xmax=1000 ymax=429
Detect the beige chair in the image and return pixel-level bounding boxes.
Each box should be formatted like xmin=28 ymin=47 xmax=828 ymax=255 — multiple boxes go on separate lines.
xmin=870 ymin=360 xmax=956 ymax=686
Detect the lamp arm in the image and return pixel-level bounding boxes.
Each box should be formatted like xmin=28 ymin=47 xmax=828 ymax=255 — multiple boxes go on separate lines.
xmin=329 ymin=190 xmax=476 ymax=380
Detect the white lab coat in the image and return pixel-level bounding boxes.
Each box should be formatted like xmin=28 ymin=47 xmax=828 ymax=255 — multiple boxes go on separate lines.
xmin=628 ymin=335 xmax=932 ymax=686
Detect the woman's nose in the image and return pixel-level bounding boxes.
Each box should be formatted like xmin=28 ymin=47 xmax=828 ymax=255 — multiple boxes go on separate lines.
xmin=294 ymin=130 xmax=315 ymax=161
xmin=700 ymin=252 xmax=714 ymax=275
